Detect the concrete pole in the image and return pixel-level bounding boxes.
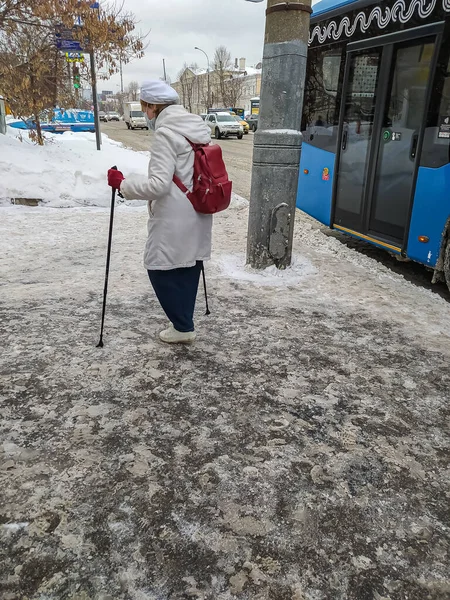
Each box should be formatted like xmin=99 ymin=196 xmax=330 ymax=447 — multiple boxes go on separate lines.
xmin=246 ymin=0 xmax=312 ymax=269
xmin=90 ymin=49 xmax=101 ymax=151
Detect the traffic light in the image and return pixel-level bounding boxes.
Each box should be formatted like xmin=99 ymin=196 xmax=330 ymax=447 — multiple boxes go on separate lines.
xmin=73 ymin=65 xmax=81 ymax=89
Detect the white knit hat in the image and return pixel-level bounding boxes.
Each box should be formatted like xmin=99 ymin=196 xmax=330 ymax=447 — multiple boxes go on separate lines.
xmin=140 ymin=80 xmax=179 ymax=104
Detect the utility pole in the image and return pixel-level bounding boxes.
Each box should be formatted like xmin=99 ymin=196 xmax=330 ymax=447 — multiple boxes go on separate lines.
xmin=195 ymin=46 xmax=211 ymax=110
xmin=120 ymin=58 xmax=124 ymax=93
xmin=88 ymin=2 xmax=101 ymax=150
xmin=90 ymin=49 xmax=101 ymax=151
xmin=245 ymin=0 xmax=312 ymax=269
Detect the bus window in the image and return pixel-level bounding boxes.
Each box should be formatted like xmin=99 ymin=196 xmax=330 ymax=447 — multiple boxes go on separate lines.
xmin=302 ymin=47 xmax=343 ymax=153
xmin=420 ymin=54 xmax=450 ymax=168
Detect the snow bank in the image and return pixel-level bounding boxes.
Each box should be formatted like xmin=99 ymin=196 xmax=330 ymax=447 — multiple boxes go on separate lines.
xmin=0 ymin=129 xmax=249 ymax=211
xmin=0 ymin=128 xmax=150 ymax=208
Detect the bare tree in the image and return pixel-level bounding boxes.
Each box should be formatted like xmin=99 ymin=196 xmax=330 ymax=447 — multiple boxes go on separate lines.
xmin=115 ymin=91 xmax=127 ymax=114
xmin=223 ymin=75 xmax=245 ymax=108
xmin=0 ymin=0 xmax=145 ymax=143
xmin=0 ymin=23 xmax=73 ymax=144
xmin=0 ymin=0 xmax=39 ymax=28
xmin=34 ymin=1 xmax=145 ymax=75
xmin=213 ymin=45 xmax=232 ymax=106
xmin=128 ymin=81 xmax=139 ymax=101
xmin=177 ymin=64 xmax=196 ymax=113
xmin=1 ymin=1 xmax=145 ymax=81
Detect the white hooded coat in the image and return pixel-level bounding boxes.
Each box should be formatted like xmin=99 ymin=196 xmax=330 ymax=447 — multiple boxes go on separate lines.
xmin=120 ymin=105 xmax=213 ymax=270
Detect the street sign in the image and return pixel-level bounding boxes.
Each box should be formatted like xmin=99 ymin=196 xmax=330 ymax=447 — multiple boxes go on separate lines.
xmin=55 ymin=26 xmax=84 ymax=52
xmin=57 ymin=38 xmax=83 ymax=51
xmin=65 ymin=52 xmax=84 ymax=63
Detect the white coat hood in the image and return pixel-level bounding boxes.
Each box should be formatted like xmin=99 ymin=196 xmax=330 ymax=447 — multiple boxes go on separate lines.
xmin=155 ymin=105 xmax=211 ymax=145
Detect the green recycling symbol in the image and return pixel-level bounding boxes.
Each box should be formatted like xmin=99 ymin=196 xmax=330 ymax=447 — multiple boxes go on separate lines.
xmin=383 ymin=130 xmax=391 ymax=141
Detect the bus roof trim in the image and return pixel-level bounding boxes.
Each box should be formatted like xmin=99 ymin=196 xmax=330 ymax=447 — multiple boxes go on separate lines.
xmin=312 ymin=0 xmax=376 ymax=20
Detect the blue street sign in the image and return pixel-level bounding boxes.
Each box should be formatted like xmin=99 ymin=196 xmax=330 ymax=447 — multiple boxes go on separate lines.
xmin=55 ymin=26 xmax=84 ymax=51
xmin=56 ymin=39 xmax=84 ymax=51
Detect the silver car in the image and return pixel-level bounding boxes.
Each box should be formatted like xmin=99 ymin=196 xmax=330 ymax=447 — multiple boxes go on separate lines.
xmin=205 ymin=112 xmax=244 ymax=140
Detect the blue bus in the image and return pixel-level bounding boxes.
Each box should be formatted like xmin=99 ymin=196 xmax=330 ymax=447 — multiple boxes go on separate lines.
xmin=297 ymin=0 xmax=450 ymax=291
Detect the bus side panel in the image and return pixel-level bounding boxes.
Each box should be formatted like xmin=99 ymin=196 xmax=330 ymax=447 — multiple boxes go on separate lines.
xmin=296 ymin=143 xmax=335 ymax=226
xmin=407 ymin=163 xmax=450 ymax=268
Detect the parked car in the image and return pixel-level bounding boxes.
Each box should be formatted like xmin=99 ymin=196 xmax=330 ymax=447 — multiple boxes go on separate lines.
xmin=9 ymin=108 xmax=96 ymax=134
xmin=107 ymin=112 xmax=120 ymax=121
xmin=246 ymin=114 xmax=259 ymax=132
xmin=233 ymin=115 xmax=249 ymax=134
xmin=123 ymin=102 xmax=147 ymax=130
xmin=99 ymin=111 xmax=108 ymax=122
xmin=205 ymin=112 xmax=244 ymax=139
xmin=200 ymin=113 xmax=207 ymax=121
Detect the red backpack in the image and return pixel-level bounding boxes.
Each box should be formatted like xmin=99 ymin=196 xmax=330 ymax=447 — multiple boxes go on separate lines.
xmin=173 ymin=140 xmax=232 ymax=214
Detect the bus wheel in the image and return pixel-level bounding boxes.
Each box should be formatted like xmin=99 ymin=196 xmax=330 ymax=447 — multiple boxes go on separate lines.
xmin=444 ymin=239 xmax=450 ymax=292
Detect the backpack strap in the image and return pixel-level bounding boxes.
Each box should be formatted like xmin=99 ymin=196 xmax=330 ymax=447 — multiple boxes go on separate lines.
xmin=172 ymin=137 xmax=193 ymax=194
xmin=173 ymin=174 xmax=189 ymax=195
xmin=172 ymin=138 xmax=207 ymax=194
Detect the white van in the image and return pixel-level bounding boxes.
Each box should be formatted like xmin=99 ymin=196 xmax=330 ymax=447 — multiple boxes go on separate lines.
xmin=123 ymin=102 xmax=147 ymax=130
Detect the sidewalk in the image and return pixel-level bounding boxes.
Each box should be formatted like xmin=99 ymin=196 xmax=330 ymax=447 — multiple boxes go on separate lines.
xmin=1 ymin=200 xmax=449 ymax=600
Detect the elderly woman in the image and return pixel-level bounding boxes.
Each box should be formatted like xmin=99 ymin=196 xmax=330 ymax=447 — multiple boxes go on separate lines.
xmin=107 ymin=80 xmax=212 ymax=344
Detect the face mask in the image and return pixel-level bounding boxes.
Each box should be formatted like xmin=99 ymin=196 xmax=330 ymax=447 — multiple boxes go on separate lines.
xmin=145 ymin=114 xmax=156 ymax=131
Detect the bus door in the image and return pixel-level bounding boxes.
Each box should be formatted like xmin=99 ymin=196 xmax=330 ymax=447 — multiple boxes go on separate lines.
xmin=333 ymin=28 xmax=442 ymax=248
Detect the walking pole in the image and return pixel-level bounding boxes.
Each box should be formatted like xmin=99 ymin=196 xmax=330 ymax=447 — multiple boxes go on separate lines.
xmin=201 ymin=264 xmax=211 ymax=316
xmin=97 ymin=167 xmax=118 ymax=348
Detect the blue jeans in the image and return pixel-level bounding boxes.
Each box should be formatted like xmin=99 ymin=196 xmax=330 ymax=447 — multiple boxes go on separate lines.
xmin=148 ymin=261 xmax=202 ymax=332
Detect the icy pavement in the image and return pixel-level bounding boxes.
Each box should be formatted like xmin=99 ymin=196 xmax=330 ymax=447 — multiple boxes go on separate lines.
xmin=1 ymin=199 xmax=449 ymax=600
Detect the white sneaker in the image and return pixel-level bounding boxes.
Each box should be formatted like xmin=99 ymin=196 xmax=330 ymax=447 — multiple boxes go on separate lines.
xmin=159 ymin=324 xmax=196 ymax=344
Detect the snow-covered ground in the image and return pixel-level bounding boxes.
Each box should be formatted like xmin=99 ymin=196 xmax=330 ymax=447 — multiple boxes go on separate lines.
xmin=0 ymin=125 xmax=149 ymax=208
xmin=1 ymin=130 xmax=449 ymax=599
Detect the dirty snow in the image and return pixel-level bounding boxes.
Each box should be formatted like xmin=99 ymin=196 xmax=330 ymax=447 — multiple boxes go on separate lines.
xmin=0 ymin=132 xmax=449 ymax=600
xmin=216 ymin=253 xmax=317 ymax=286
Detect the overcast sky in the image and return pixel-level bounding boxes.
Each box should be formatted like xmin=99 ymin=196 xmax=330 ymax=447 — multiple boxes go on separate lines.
xmin=103 ymin=0 xmax=318 ymax=93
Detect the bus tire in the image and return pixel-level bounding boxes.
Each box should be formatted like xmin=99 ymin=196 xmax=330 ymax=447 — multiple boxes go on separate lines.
xmin=215 ymin=128 xmax=221 ymax=140
xmin=444 ymin=239 xmax=450 ymax=292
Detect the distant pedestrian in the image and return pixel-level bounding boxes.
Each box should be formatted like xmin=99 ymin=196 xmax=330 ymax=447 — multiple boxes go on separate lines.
xmin=107 ymin=80 xmax=212 ymax=344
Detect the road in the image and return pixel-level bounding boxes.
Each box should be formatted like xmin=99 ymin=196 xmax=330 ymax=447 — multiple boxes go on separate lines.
xmin=101 ymin=121 xmax=254 ymax=199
